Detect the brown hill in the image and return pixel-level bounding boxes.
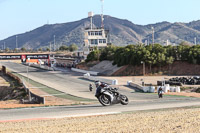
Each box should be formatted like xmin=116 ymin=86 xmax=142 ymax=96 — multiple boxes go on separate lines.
xmin=1 ymin=15 xmax=200 ymax=49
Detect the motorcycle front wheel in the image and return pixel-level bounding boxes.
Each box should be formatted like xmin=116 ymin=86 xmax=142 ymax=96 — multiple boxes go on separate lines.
xmin=98 ymin=94 xmax=111 ymax=106
xmin=120 ymin=95 xmax=129 ymax=105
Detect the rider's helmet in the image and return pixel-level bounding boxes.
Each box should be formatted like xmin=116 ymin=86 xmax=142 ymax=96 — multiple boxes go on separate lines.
xmin=95 ymin=80 xmax=101 ymax=87
xmin=100 ymin=82 xmax=107 ymax=87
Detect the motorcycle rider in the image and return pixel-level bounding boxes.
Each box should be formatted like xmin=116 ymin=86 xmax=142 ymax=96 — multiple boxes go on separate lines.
xmin=95 ymin=80 xmax=102 ymax=97
xmin=89 ymin=83 xmax=93 ymax=91
xmin=158 ymin=87 xmax=163 ymax=98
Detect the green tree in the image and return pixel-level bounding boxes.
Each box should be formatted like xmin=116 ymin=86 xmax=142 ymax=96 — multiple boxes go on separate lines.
xmin=69 ymin=44 xmax=78 ymax=52
xmin=59 ymin=45 xmax=69 ymax=51
xmin=13 ymin=48 xmax=17 ymax=53
xmin=188 ymin=45 xmax=200 ymax=64
xmin=5 ymin=48 xmax=9 ymax=53
xmin=85 ymin=50 xmax=100 ymax=62
xmin=46 ymin=47 xmax=50 ymax=51
xmin=113 ymin=47 xmax=125 ymax=66
xmin=157 ymin=53 xmax=166 ymax=71
xmin=145 ymin=44 xmax=157 ymax=72
xmin=99 ymin=45 xmax=117 ymax=61
xmin=21 ymin=47 xmax=26 ymax=52
xmin=166 ymin=56 xmax=174 ymax=74
xmin=38 ymin=48 xmax=42 ymax=51
xmin=177 ymin=44 xmax=190 ymax=60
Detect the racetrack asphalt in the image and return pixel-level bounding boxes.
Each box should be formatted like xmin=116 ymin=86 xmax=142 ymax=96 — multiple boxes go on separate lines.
xmin=0 ymin=61 xmax=200 ymax=121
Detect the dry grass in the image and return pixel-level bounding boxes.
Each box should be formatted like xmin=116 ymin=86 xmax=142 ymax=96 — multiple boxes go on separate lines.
xmin=1 ymin=107 xmax=200 ymax=132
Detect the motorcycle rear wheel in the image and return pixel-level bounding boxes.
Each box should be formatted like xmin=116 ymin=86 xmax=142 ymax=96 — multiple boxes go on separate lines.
xmin=98 ymin=94 xmax=111 ymax=106
xmin=120 ymin=95 xmax=129 ymax=105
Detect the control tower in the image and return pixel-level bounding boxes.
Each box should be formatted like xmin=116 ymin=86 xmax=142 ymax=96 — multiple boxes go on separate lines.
xmin=83 ymin=0 xmax=109 ymax=58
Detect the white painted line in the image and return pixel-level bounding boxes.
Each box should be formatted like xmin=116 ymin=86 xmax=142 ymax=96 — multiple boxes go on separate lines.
xmin=29 ymin=87 xmax=46 ymax=89
xmin=41 ymin=93 xmax=66 ymax=97
xmin=49 ymin=112 xmax=120 ymax=119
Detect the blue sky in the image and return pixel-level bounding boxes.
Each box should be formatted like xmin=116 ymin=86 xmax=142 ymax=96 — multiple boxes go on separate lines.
xmin=0 ymin=0 xmax=200 ymax=40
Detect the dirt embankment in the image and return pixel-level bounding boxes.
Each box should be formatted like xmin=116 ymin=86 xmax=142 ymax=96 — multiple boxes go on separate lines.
xmin=0 ymin=73 xmax=32 ymax=108
xmin=0 ymin=73 xmax=86 ymax=109
xmin=76 ymin=61 xmax=99 ymax=70
xmin=113 ymin=61 xmax=200 ymax=76
xmin=0 ymin=73 xmax=28 ymax=101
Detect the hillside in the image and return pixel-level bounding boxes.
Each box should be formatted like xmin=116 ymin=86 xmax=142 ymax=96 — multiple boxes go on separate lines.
xmin=1 ymin=15 xmax=200 ymax=49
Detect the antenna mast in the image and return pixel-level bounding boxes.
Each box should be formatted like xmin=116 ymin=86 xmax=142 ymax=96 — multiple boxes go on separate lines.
xmin=88 ymin=12 xmax=93 ymax=29
xmin=101 ymin=0 xmax=104 ymax=28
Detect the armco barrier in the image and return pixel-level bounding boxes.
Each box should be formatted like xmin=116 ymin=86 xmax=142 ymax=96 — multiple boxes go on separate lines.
xmin=72 ymin=68 xmax=99 ymax=75
xmin=83 ymin=73 xmax=118 ymax=85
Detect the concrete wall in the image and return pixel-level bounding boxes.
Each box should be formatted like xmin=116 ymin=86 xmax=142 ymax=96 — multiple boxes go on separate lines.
xmin=129 ymin=82 xmax=155 ymax=93
xmin=72 ymin=68 xmax=99 ymax=75
xmin=83 ymin=73 xmax=118 ymax=85
xmin=129 ymin=81 xmax=180 ymax=93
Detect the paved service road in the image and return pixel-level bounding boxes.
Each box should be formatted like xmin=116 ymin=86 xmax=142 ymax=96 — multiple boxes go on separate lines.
xmin=1 ymin=62 xmax=200 ymax=121
xmin=1 ymin=62 xmax=96 ymax=99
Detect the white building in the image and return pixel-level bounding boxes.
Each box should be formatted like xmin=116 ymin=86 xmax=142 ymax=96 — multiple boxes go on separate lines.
xmin=83 ymin=12 xmax=109 ymax=58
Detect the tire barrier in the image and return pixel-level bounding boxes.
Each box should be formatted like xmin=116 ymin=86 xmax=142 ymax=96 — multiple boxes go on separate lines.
xmin=157 ymin=81 xmax=182 ymax=86
xmin=157 ymin=76 xmax=200 ymax=86
xmin=169 ymin=77 xmax=200 ymax=85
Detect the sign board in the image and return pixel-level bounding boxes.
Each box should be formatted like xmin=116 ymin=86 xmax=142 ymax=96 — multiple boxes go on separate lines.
xmin=26 ymin=54 xmax=49 ymax=59
xmin=0 ymin=54 xmax=49 ymax=60
xmin=0 ymin=55 xmax=21 ymax=60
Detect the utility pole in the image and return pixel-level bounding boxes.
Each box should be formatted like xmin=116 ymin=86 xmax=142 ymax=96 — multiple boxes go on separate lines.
xmin=54 ymin=35 xmax=56 ymax=51
xmin=166 ymin=40 xmax=169 ymax=46
xmin=151 ymin=27 xmax=154 ymax=46
xmin=49 ymin=42 xmax=51 ymax=53
xmin=16 ymin=35 xmax=18 ymax=49
xmin=4 ymin=42 xmax=5 ymax=50
xmin=194 ymin=37 xmax=197 ymax=45
xmin=101 ymin=0 xmax=104 ymax=28
xmin=145 ymin=40 xmax=147 ymax=46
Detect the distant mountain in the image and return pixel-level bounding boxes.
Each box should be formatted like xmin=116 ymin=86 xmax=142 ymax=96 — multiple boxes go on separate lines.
xmin=1 ymin=15 xmax=200 ymax=49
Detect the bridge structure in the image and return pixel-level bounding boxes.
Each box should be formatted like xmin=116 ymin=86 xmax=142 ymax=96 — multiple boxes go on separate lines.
xmin=0 ymin=53 xmax=82 ymax=68
xmin=0 ymin=53 xmax=49 ymax=62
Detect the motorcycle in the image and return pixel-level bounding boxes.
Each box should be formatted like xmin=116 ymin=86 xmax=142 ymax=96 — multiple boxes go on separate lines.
xmin=89 ymin=83 xmax=93 ymax=91
xmin=158 ymin=88 xmax=164 ymax=98
xmin=93 ymin=81 xmax=129 ymax=106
